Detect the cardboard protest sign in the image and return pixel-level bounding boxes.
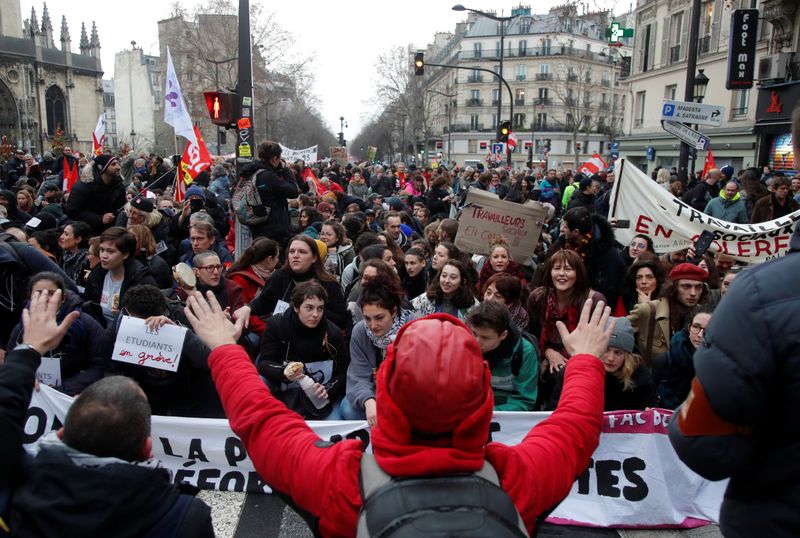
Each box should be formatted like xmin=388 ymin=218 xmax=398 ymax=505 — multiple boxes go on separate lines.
xmin=329 ymin=146 xmax=347 ymax=162
xmin=610 ymin=157 xmax=800 ymax=262
xmin=111 ymin=316 xmax=187 ymax=373
xmin=455 ymin=188 xmax=548 ymax=263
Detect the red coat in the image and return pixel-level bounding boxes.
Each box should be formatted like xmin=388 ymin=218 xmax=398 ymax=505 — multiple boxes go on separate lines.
xmin=228 ymin=268 xmax=267 ymax=335
xmin=208 ymin=323 xmax=603 ymax=536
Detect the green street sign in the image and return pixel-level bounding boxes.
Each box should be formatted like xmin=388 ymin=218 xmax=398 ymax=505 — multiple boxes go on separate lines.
xmin=606 ymin=22 xmax=634 ymax=44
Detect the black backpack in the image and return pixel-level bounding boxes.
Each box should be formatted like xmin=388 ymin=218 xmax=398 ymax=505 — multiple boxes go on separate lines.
xmin=357 ymin=453 xmax=529 ymax=537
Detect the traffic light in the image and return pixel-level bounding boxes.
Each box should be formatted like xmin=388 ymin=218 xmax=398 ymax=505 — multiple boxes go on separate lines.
xmin=414 ymin=52 xmax=424 ymax=76
xmin=498 ymin=121 xmax=511 ymax=142
xmin=203 ymin=91 xmax=240 ymax=128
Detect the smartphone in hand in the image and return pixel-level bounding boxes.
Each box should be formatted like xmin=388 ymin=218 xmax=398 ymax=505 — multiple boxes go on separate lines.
xmin=688 ymin=230 xmax=715 ymax=264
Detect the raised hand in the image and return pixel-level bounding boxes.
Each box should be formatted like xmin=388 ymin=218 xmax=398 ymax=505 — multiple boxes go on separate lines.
xmin=556 ymin=299 xmax=614 ymax=359
xmin=184 ymin=291 xmax=245 ymax=350
xmin=22 ymin=290 xmax=80 ymax=355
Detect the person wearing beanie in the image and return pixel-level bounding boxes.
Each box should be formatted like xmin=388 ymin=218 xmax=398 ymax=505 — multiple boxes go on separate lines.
xmin=115 ymin=194 xmax=171 ymax=252
xmin=173 ymin=183 xmax=230 ymax=244
xmin=628 ymin=260 xmax=709 ymax=362
xmin=566 ymin=176 xmax=600 ymax=212
xmin=208 ymin=164 xmax=231 ymax=201
xmin=187 ymin=289 xmax=613 ymax=537
xmin=65 ymin=154 xmax=126 ymax=234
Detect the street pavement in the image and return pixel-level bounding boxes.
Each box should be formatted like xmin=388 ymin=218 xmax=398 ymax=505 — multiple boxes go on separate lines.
xmin=198 ymin=491 xmax=723 ymax=538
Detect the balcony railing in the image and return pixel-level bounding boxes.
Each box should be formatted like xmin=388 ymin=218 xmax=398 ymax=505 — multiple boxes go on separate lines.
xmin=457 ymin=46 xmax=616 ymax=65
xmin=515 ymin=98 xmax=526 ymax=106
xmin=535 ymin=72 xmax=553 ymax=81
xmin=466 ymin=98 xmax=484 ymax=107
xmin=601 ymin=79 xmax=611 ymax=87
xmin=698 ymin=35 xmax=711 ymax=56
xmin=534 ymin=97 xmax=553 ymax=106
xmin=567 ymin=73 xmax=578 ymax=82
xmin=516 ymin=74 xmax=526 ymax=81
xmin=466 ymin=75 xmax=483 ymax=83
xmin=445 ymin=123 xmax=484 ymax=133
xmin=598 ymin=102 xmax=610 ymax=111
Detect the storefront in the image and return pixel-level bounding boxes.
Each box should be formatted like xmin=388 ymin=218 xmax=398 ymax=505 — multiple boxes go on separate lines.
xmin=754 ymin=81 xmax=800 ymax=176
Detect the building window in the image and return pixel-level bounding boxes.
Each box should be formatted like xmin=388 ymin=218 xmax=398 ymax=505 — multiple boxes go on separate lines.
xmin=520 ymin=18 xmax=531 ymax=33
xmin=468 ymin=139 xmax=478 ymax=153
xmin=542 ymin=39 xmax=552 ymax=55
xmin=469 ymin=115 xmax=479 ymax=131
xmin=470 ymin=89 xmax=480 ymax=100
xmin=473 ymin=42 xmax=482 ymax=58
xmin=583 ymin=140 xmax=590 ymax=154
xmin=536 ymin=113 xmax=547 ymax=130
xmin=45 ymin=85 xmax=67 ymax=136
xmin=539 ymin=64 xmax=550 ymax=74
xmin=518 ymin=40 xmax=527 ymax=56
xmin=566 ymin=139 xmax=573 ymax=154
xmin=515 ymin=88 xmax=526 ymax=105
xmin=514 ymin=113 xmax=526 ymax=128
xmin=642 ymin=23 xmax=653 ymax=72
xmin=492 ymin=88 xmax=500 ymax=104
xmin=538 ymin=88 xmax=549 ymax=100
xmin=635 ymin=91 xmax=646 ymax=128
xmin=516 ymin=64 xmax=526 ymax=80
xmin=670 ymin=12 xmax=685 ymax=63
xmin=731 ymin=89 xmax=749 ymax=118
xmin=664 ymin=84 xmax=677 ymax=100
xmin=491 ymin=114 xmax=498 ymax=129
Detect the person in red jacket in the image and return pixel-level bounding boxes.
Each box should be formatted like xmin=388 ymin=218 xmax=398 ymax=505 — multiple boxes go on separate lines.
xmin=184 ymin=292 xmax=613 ymax=537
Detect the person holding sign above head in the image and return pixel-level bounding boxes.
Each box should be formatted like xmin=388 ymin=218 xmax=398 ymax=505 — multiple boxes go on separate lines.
xmin=82 ymin=227 xmax=157 ymax=326
xmin=0 ymin=288 xmax=214 ymax=535
xmin=5 ymin=272 xmax=105 ymax=396
xmin=257 ymin=281 xmax=348 ymax=420
xmin=232 ymin=235 xmax=349 ymax=335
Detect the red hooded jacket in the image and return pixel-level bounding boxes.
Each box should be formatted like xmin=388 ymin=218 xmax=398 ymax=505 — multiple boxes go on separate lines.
xmin=227 ymin=268 xmax=267 ymax=335
xmin=207 ymin=314 xmax=604 ymax=537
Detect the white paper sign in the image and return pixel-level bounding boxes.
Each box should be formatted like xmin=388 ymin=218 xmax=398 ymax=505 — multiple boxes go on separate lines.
xmin=111 ymin=316 xmax=187 ymax=372
xmin=35 ymin=357 xmax=62 ymax=387
xmin=273 ymin=300 xmax=291 ymax=316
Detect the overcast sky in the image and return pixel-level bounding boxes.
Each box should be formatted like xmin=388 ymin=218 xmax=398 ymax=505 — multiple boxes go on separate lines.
xmin=21 ymin=0 xmax=619 ymax=138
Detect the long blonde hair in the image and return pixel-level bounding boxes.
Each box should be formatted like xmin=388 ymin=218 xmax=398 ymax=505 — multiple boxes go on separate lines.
xmin=612 ymin=350 xmax=643 ymax=391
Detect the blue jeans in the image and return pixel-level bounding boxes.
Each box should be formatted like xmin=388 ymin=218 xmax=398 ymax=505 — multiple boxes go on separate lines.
xmin=339 ymin=397 xmax=367 ymax=421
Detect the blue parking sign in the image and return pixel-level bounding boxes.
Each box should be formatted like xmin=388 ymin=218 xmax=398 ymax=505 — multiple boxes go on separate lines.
xmin=662 ymin=103 xmax=675 ymax=117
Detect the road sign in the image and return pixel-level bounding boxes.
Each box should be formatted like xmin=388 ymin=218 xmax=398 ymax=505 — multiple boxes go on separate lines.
xmin=661 ymin=120 xmax=711 ymax=151
xmin=491 ymin=143 xmax=504 ymax=155
xmin=661 ymin=100 xmax=725 ymax=127
xmin=610 ymin=141 xmax=620 ymax=159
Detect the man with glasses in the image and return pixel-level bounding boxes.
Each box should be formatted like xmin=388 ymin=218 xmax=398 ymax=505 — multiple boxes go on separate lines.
xmin=181 ymin=251 xmax=244 ymax=314
xmin=181 ymin=220 xmax=232 ymax=266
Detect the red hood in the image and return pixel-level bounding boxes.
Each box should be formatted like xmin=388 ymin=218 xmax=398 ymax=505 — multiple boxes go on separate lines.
xmin=371 ymin=314 xmax=495 ymax=477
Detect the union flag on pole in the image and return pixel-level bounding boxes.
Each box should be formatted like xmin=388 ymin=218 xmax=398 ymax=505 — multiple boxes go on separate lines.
xmin=92 ymin=113 xmax=106 ymax=156
xmin=578 ymin=153 xmax=607 ymax=175
xmin=701 ymin=149 xmax=717 ymax=179
xmin=176 ymin=124 xmax=212 ymax=202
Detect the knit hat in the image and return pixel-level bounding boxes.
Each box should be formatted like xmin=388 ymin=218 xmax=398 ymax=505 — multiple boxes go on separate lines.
xmin=579 ymin=177 xmax=593 ymax=191
xmin=669 ymin=262 xmax=708 ymax=283
xmin=38 ymin=203 xmax=64 ymax=222
xmin=720 ymin=165 xmax=734 ymax=179
xmin=185 ymin=185 xmax=206 ymax=201
xmin=317 ymin=202 xmax=334 ymax=214
xmin=607 ymin=317 xmax=635 ymax=352
xmin=314 ymin=239 xmax=327 ymax=259
xmin=131 ymin=195 xmax=154 ymax=213
xmin=93 ymin=155 xmax=119 ymax=175
xmin=43 ymin=151 xmax=54 ymax=160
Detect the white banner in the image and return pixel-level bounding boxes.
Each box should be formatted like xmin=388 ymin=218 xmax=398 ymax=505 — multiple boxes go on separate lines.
xmin=279 ymin=144 xmax=318 ymax=164
xmin=610 ymin=157 xmax=800 ymax=262
xmin=23 ymin=388 xmax=723 ymax=528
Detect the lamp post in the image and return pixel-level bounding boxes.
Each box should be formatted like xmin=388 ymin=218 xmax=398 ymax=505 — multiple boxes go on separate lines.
xmin=130 ymin=130 xmax=136 ymax=151
xmin=689 ymin=69 xmax=710 ymax=179
xmin=453 ymin=4 xmax=517 ymax=166
xmin=205 ymin=56 xmax=237 ymax=156
xmin=677 ymin=0 xmax=703 ymax=183
xmin=427 ymin=89 xmax=456 ymax=166
xmin=338 ymin=115 xmax=347 ymax=147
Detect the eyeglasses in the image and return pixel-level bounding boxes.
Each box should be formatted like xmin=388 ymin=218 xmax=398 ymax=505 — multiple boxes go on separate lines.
xmin=198 ymin=264 xmax=223 ymax=273
xmin=689 ymin=323 xmax=707 ymax=334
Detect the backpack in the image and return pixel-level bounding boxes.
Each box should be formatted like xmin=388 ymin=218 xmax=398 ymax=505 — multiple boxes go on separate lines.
xmin=511 ymin=330 xmax=539 ymax=377
xmin=357 ymin=453 xmax=529 ymax=538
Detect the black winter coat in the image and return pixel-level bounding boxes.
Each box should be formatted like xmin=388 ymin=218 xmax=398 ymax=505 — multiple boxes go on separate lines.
xmin=82 ymin=258 xmax=158 ymax=313
xmin=668 ymin=226 xmax=800 ymax=537
xmin=240 ymin=160 xmax=307 ymax=246
xmin=682 ymin=180 xmax=718 ymax=213
xmin=258 ymin=308 xmax=348 ymax=419
xmin=65 ymin=177 xmax=127 ymax=234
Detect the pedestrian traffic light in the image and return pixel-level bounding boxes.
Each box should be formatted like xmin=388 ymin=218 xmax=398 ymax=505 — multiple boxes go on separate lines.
xmin=498 ymin=121 xmax=511 ymax=142
xmin=414 ymin=52 xmax=424 ymax=76
xmin=203 ymin=91 xmax=240 ymax=128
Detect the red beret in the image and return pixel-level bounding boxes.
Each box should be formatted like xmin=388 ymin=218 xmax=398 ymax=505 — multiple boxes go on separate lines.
xmin=669 ymin=262 xmax=708 ymax=283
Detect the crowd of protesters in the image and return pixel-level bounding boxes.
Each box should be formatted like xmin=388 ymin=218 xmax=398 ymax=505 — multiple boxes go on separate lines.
xmin=0 ymin=132 xmax=794 ymax=536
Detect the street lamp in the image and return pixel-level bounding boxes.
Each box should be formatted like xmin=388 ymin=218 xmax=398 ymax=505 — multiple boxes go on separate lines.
xmin=130 ymin=130 xmax=136 ymax=151
xmin=427 ymin=90 xmax=456 ymax=165
xmin=693 ymin=69 xmax=709 ymax=103
xmin=338 ymin=116 xmax=347 ymax=147
xmin=452 ymin=4 xmax=517 ymax=166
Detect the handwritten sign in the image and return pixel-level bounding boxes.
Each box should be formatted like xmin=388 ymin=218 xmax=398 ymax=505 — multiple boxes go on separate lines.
xmin=36 ymin=357 xmax=62 ymax=387
xmin=455 ymin=188 xmax=548 ymax=263
xmin=111 ymin=316 xmax=187 ymax=373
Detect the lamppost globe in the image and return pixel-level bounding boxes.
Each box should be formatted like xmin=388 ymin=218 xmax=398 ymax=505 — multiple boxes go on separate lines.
xmin=451 ymin=4 xmax=466 ymax=11
xmin=693 ymin=69 xmax=710 ymax=103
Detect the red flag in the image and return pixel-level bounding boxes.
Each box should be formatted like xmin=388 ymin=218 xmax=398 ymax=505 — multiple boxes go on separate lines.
xmin=578 ymin=153 xmax=607 ymax=175
xmin=62 ymin=158 xmax=79 ymax=192
xmin=702 ymin=149 xmax=717 ymax=179
xmin=180 ymin=124 xmax=213 ymax=183
xmin=174 ymin=172 xmax=187 ymax=202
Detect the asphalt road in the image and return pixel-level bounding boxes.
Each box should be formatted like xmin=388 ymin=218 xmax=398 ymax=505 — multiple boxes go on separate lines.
xmin=198 ymin=491 xmax=723 ymax=538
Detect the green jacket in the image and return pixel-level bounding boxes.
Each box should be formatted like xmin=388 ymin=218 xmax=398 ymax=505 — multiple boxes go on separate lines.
xmin=486 ymin=331 xmax=539 ymax=411
xmin=561 ymin=184 xmax=576 ymax=209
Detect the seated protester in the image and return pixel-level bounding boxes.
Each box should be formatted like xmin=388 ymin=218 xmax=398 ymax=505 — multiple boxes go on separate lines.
xmin=549 ymin=317 xmax=654 ymax=411
xmin=58 ymin=221 xmax=92 ymax=288
xmin=341 ymin=273 xmax=415 ymax=423
xmin=466 ymin=301 xmax=539 ymax=411
xmin=171 ymin=184 xmax=229 ymax=241
xmin=411 ymin=259 xmax=479 ymax=322
xmin=339 ymin=231 xmax=380 ymax=293
xmin=319 ymin=219 xmax=355 ymax=281
xmin=622 ymin=234 xmax=656 ymax=266
xmin=401 ymin=247 xmax=428 ymax=301
xmin=654 ymin=304 xmax=714 ymax=410
xmin=257 ymin=281 xmax=348 ymax=420
xmin=83 ymin=227 xmax=157 ymax=326
xmin=0 ymin=189 xmax=32 ymax=226
xmin=427 ymin=241 xmax=461 ymax=285
xmin=102 ymin=284 xmax=220 ymax=417
xmin=298 ymin=206 xmax=324 ymax=234
xmin=127 ymin=224 xmax=172 ymax=289
xmin=173 ymin=251 xmax=245 ymax=313
xmin=5 ymin=272 xmax=104 ymax=395
xmin=476 ymin=237 xmax=527 ymax=291
xmin=234 ymin=235 xmax=349 ymax=333
xmin=227 ymin=237 xmax=281 ymax=336
xmin=180 ymin=219 xmax=233 ymax=266
xmin=28 ymin=228 xmax=61 ymax=263
xmin=527 ymin=249 xmax=605 ymax=406
xmin=345 ymin=244 xmax=397 ymax=303
xmin=2 ymin=294 xmax=213 ymax=535
xmin=347 ymin=259 xmax=404 ymax=323
xmin=614 ymin=255 xmax=666 ymax=316
xmin=482 ymin=272 xmax=529 ymax=332
xmin=115 ymin=195 xmax=171 ymax=255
